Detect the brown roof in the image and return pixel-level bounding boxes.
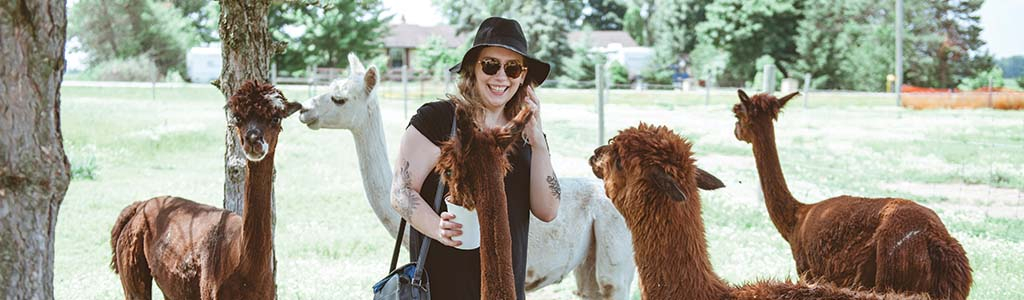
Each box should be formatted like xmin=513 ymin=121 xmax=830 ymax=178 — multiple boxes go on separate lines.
xmin=384 ymin=24 xmax=469 ymax=49
xmin=568 ymin=31 xmax=638 ymax=48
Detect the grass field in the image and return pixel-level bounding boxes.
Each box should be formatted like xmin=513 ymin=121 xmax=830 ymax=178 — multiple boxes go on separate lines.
xmin=55 ymin=83 xmax=1023 ymax=299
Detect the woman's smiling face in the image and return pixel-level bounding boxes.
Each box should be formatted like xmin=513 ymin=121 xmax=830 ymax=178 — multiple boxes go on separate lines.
xmin=475 ymin=47 xmax=528 ymax=110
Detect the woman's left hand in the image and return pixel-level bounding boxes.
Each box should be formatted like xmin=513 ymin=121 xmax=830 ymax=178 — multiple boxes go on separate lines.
xmin=523 ymin=85 xmax=547 ymax=150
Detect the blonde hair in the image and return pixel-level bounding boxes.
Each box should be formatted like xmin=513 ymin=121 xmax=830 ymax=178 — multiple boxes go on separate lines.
xmin=446 ymin=50 xmax=534 ymax=125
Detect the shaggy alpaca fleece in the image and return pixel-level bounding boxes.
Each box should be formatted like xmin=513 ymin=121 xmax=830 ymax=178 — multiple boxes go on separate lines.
xmin=733 ymin=90 xmax=971 ymax=300
xmin=589 ymin=123 xmax=930 ymax=300
xmin=110 ymin=81 xmax=298 ymax=299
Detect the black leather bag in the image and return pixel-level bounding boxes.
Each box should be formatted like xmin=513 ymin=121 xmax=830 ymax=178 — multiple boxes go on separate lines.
xmin=370 ymin=221 xmax=431 ymax=300
xmin=372 ymin=107 xmax=456 ymax=300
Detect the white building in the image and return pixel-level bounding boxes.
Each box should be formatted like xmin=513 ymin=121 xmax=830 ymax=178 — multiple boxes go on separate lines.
xmin=568 ymin=31 xmax=653 ymax=79
xmin=186 ymin=45 xmax=222 ymax=83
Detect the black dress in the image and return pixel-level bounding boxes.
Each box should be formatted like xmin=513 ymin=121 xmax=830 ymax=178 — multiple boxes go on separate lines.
xmin=407 ymin=100 xmax=532 ymax=300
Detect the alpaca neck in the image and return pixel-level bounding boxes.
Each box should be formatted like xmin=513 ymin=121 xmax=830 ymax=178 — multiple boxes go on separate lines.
xmin=474 ymin=164 xmax=516 ymax=298
xmin=626 ymin=188 xmax=730 ymax=300
xmin=749 ymin=120 xmax=803 ymax=240
xmin=351 ymin=99 xmax=400 ymax=236
xmin=240 ymin=152 xmax=275 ymax=275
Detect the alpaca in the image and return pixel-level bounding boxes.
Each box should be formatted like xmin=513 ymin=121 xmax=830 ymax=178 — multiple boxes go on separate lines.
xmin=431 ymin=103 xmax=533 ymax=298
xmin=732 ymin=90 xmax=971 ymax=299
xmin=297 ymin=53 xmax=635 ymax=299
xmin=588 ymin=123 xmax=929 ymax=300
xmin=110 ymin=81 xmax=301 ymax=299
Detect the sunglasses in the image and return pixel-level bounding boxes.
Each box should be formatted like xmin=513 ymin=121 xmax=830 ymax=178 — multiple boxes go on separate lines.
xmin=478 ymin=58 xmax=527 ymax=79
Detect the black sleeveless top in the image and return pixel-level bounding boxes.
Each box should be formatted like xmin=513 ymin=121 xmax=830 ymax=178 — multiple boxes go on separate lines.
xmin=407 ymin=100 xmax=531 ymax=300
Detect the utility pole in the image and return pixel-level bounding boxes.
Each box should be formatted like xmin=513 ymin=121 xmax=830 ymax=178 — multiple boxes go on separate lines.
xmin=895 ymin=0 xmax=904 ymax=107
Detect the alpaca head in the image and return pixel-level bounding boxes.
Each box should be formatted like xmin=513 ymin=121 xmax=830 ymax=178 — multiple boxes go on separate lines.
xmin=227 ymin=81 xmax=302 ymax=161
xmin=434 ymin=104 xmax=533 ymax=210
xmin=298 ymin=53 xmax=378 ymax=130
xmin=589 ymin=123 xmax=723 ymax=213
xmin=732 ymin=90 xmax=799 ymax=143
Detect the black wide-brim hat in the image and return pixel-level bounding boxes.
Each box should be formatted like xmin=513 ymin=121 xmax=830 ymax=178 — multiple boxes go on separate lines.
xmin=449 ymin=17 xmax=551 ymax=86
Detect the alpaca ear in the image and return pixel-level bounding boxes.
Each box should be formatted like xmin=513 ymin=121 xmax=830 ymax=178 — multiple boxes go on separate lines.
xmin=777 ymin=91 xmax=799 ymax=108
xmin=695 ymin=167 xmax=725 ymax=190
xmin=650 ymin=168 xmax=687 ymax=202
xmin=738 ymin=89 xmax=751 ymax=104
xmin=364 ymin=66 xmax=378 ymax=94
xmin=348 ymin=53 xmax=366 ymax=74
xmin=283 ymin=101 xmax=302 ymax=118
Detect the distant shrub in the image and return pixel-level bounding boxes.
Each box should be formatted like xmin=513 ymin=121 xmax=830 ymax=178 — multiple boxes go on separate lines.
xmin=608 ymin=60 xmax=630 ymax=85
xmin=67 ymin=145 xmax=98 ymax=180
xmin=81 ymin=56 xmax=159 ymax=82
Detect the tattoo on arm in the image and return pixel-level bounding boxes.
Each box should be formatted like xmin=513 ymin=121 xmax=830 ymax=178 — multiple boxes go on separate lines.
xmin=393 ymin=160 xmax=420 ymax=220
xmin=546 ymin=174 xmax=562 ymax=201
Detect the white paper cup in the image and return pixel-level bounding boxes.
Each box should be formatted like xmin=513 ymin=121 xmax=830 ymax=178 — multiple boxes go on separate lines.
xmin=445 ymin=202 xmax=480 ymax=250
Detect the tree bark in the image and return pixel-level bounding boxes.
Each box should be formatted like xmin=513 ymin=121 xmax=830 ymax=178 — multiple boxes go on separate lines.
xmin=0 ymin=1 xmax=70 ymax=299
xmin=218 ymin=0 xmax=273 ymax=215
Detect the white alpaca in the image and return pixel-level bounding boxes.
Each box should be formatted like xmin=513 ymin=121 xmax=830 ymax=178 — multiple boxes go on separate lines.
xmin=298 ymin=53 xmax=634 ymax=299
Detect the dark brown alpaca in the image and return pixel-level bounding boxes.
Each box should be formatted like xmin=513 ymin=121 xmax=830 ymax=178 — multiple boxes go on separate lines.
xmin=109 ymin=81 xmax=301 ymax=300
xmin=434 ymin=104 xmax=533 ymax=299
xmin=733 ymin=90 xmax=971 ymax=299
xmin=588 ymin=123 xmax=930 ymax=300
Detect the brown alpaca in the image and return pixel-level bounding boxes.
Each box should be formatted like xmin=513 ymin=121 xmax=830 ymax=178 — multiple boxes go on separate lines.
xmin=109 ymin=81 xmax=301 ymax=300
xmin=732 ymin=90 xmax=971 ymax=299
xmin=588 ymin=124 xmax=930 ymax=300
xmin=433 ymin=104 xmax=533 ymax=299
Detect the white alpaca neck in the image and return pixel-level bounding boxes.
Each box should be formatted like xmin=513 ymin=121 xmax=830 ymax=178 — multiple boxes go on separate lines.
xmin=351 ymin=98 xmax=401 ymax=237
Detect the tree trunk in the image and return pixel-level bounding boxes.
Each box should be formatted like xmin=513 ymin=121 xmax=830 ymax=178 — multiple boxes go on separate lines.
xmin=217 ymin=0 xmax=273 ymax=215
xmin=216 ymin=0 xmax=277 ymax=291
xmin=0 ymin=1 xmax=70 ymax=298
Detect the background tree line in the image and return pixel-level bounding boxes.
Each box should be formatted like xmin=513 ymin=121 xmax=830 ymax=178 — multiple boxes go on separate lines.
xmin=433 ymin=0 xmax=1006 ymax=91
xmin=69 ymin=0 xmax=1018 ymax=91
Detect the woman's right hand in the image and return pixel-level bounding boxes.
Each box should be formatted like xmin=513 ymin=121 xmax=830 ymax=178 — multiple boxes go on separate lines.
xmin=437 ymin=211 xmax=464 ymax=247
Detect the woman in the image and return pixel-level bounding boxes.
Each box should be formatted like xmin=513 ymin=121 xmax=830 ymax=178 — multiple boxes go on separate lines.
xmin=389 ymin=17 xmax=560 ymax=299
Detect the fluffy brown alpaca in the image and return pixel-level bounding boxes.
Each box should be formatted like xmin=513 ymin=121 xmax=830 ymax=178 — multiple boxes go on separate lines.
xmin=732 ymin=90 xmax=971 ymax=299
xmin=588 ymin=124 xmax=930 ymax=300
xmin=433 ymin=104 xmax=533 ymax=299
xmin=109 ymin=81 xmax=301 ymax=300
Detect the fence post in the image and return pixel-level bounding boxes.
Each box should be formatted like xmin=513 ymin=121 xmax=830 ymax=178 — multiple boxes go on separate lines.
xmin=763 ymin=64 xmax=776 ymax=93
xmin=988 ymin=76 xmax=994 ymax=108
xmin=803 ymin=73 xmax=812 ymax=108
xmin=444 ymin=69 xmax=452 ymax=94
xmin=596 ymin=64 xmax=606 ymax=146
xmin=402 ymin=65 xmax=408 ymax=121
xmin=306 ymin=65 xmax=314 ymax=98
xmin=151 ymin=68 xmax=157 ymax=101
xmin=271 ymin=63 xmax=277 ymax=85
xmin=704 ymin=69 xmax=711 ymax=106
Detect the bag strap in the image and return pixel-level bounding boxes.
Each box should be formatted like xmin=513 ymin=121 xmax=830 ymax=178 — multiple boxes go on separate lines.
xmin=388 ymin=102 xmax=458 ymax=287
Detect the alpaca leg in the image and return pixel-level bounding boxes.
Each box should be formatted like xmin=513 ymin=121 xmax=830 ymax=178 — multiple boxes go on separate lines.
xmin=115 ymin=231 xmax=153 ymax=300
xmin=592 ymin=200 xmax=635 ymax=300
xmin=572 ymin=238 xmax=602 ymax=299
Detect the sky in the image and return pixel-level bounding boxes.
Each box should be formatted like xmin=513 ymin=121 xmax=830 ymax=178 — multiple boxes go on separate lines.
xmin=382 ymin=0 xmax=1024 ymax=58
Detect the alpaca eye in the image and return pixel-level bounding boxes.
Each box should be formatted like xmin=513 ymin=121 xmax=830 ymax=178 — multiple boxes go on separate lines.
xmin=444 ymin=170 xmax=452 ymax=178
xmin=331 ymin=96 xmax=348 ymax=105
xmin=271 ymin=117 xmax=281 ymax=124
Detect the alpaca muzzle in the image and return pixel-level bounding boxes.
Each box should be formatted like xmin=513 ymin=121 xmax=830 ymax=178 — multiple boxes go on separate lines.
xmin=242 ymin=129 xmax=269 ymax=161
xmin=298 ymin=100 xmax=320 ymax=129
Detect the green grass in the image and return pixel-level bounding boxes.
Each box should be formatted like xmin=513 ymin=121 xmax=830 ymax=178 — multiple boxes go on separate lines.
xmin=55 ymin=84 xmax=1023 ymax=299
